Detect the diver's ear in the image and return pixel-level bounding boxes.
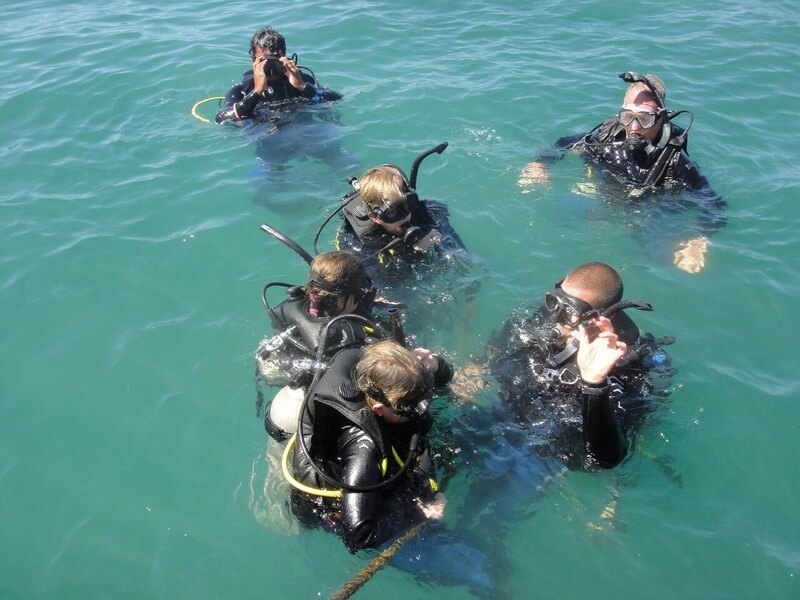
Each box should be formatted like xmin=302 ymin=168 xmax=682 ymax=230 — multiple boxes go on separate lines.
xmin=367 ymin=213 xmax=381 ymax=225
xmin=371 ymin=402 xmax=388 ymax=416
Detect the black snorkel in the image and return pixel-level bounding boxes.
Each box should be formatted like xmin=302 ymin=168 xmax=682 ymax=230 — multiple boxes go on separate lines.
xmin=259 ymin=224 xmax=317 ymax=321
xmin=288 ymin=52 xmax=320 ymax=87
xmin=295 ymin=314 xmax=427 ymax=493
xmin=260 ymin=223 xmax=314 ymax=265
xmin=581 ymin=299 xmax=653 ymax=327
xmin=312 ymin=142 xmax=449 ymax=255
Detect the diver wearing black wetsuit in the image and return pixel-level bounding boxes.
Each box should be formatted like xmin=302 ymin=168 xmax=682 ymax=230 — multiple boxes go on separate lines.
xmin=339 ymin=194 xmax=469 ymax=279
xmin=215 ymin=27 xmax=341 ymax=124
xmin=256 ymin=285 xmax=375 ymax=387
xmin=328 ymin=162 xmax=473 ymax=294
xmin=256 ymin=251 xmax=384 ymax=438
xmin=487 ymin=263 xmax=673 ymax=470
xmin=531 ymin=72 xmax=726 ymax=238
xmin=290 ymin=343 xmax=452 ymax=552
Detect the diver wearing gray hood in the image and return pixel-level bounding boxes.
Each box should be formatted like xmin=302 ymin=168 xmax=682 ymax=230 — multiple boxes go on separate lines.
xmin=519 ymin=73 xmax=727 ymax=274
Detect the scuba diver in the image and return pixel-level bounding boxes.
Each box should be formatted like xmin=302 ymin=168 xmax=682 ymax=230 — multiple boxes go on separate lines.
xmin=287 ymin=340 xmax=453 ymax=552
xmin=215 ymin=27 xmax=341 ymax=124
xmin=256 ymin=250 xmax=386 ymax=437
xmin=486 ymin=262 xmax=674 ymax=470
xmin=518 ymin=72 xmax=727 ymax=274
xmin=314 ymin=143 xmax=475 ymax=293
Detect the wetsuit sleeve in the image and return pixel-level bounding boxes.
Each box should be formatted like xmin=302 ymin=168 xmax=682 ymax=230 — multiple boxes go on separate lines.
xmin=532 ymin=131 xmax=591 ymax=165
xmin=432 ymin=357 xmax=454 ymax=387
xmin=674 ymin=152 xmax=728 ymax=236
xmin=581 ymin=385 xmax=628 ymax=468
xmin=339 ymin=426 xmax=423 ymax=551
xmin=298 ymin=72 xmax=342 ymax=102
xmin=215 ymin=75 xmax=261 ymax=123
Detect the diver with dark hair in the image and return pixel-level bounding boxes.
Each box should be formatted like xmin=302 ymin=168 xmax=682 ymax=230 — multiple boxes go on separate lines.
xmin=215 ymin=27 xmax=341 ymax=124
xmin=485 ymin=262 xmax=674 ymax=470
xmin=316 ymin=144 xmax=476 ymax=294
xmin=519 ymin=72 xmax=727 ymax=274
xmin=286 ymin=341 xmax=452 ymax=552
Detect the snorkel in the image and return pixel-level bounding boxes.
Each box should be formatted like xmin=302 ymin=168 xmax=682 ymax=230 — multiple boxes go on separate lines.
xmin=312 ymin=142 xmax=449 ymax=255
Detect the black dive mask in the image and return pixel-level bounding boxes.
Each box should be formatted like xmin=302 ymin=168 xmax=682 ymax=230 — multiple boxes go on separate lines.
xmin=544 ymin=280 xmax=594 ymax=326
xmin=307 ymin=273 xmax=376 ymax=309
xmin=369 ymin=190 xmax=419 ymax=223
xmin=545 ymin=280 xmax=654 ymax=328
xmin=580 ymin=299 xmax=653 ymax=330
xmin=366 ymin=375 xmax=432 ymax=421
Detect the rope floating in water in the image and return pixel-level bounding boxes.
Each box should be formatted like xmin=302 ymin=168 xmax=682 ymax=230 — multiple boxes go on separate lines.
xmin=329 ymin=521 xmax=426 ymax=600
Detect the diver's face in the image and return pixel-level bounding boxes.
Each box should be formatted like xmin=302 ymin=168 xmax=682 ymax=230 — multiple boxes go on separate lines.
xmin=552 ymin=280 xmax=598 ymax=335
xmin=621 ymin=93 xmax=663 ymax=144
xmin=371 ymin=212 xmax=412 ymax=236
xmin=371 ymin=401 xmax=409 ymax=425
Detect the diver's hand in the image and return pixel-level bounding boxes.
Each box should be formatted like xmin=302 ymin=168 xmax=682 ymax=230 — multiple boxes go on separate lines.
xmin=416 ymin=492 xmax=446 ymax=520
xmin=518 ymin=161 xmax=550 ymax=189
xmin=412 ymin=348 xmax=439 ymax=372
xmin=280 ymin=57 xmax=306 ymax=91
xmin=674 ymin=236 xmax=708 ymax=274
xmin=576 ymin=318 xmax=627 ymax=384
xmin=252 ymin=56 xmax=267 ymax=94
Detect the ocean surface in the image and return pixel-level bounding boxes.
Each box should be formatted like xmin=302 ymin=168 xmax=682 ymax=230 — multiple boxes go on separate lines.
xmin=2 ymin=0 xmax=799 ymax=598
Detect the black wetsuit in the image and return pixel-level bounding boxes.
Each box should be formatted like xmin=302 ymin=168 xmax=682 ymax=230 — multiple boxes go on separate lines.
xmin=256 ymin=287 xmax=376 ymax=390
xmin=487 ymin=306 xmax=673 ymax=470
xmin=540 ymin=116 xmax=727 ymax=237
xmin=335 ymin=192 xmax=473 ymax=290
xmin=215 ymin=69 xmax=342 ymax=123
xmin=291 ymin=347 xmax=453 ymax=552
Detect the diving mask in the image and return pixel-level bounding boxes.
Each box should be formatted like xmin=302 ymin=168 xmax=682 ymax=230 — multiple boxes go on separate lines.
xmin=369 ymin=191 xmax=418 ymax=223
xmin=544 ymin=280 xmax=593 ymax=326
xmin=618 ymin=104 xmax=664 ymax=129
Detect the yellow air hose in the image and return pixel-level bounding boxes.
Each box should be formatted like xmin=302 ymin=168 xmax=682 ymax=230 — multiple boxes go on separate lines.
xmin=191 ymin=96 xmax=225 ymax=123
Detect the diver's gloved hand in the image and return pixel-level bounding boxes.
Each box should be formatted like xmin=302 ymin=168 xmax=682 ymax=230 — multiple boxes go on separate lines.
xmin=575 ymin=317 xmax=627 ymax=384
xmin=674 ymin=236 xmax=708 ymax=274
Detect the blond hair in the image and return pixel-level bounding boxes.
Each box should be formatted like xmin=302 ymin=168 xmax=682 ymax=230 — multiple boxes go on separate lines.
xmin=355 ymin=341 xmax=426 ymax=408
xmin=307 ymin=251 xmax=366 ymax=316
xmin=359 ymin=165 xmax=409 ymax=213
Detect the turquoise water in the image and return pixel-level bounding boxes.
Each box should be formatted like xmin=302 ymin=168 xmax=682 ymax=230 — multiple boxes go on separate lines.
xmin=2 ymin=0 xmax=799 ymax=597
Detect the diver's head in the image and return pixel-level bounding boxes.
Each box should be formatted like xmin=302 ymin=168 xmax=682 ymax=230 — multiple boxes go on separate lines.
xmin=360 ymin=165 xmax=418 ymax=236
xmin=356 ymin=341 xmax=430 ymax=426
xmin=306 ymin=251 xmax=374 ymax=317
xmin=249 ymin=27 xmax=286 ymax=60
xmin=545 ymin=262 xmax=623 ymax=331
xmin=620 ymin=74 xmax=667 ymax=144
